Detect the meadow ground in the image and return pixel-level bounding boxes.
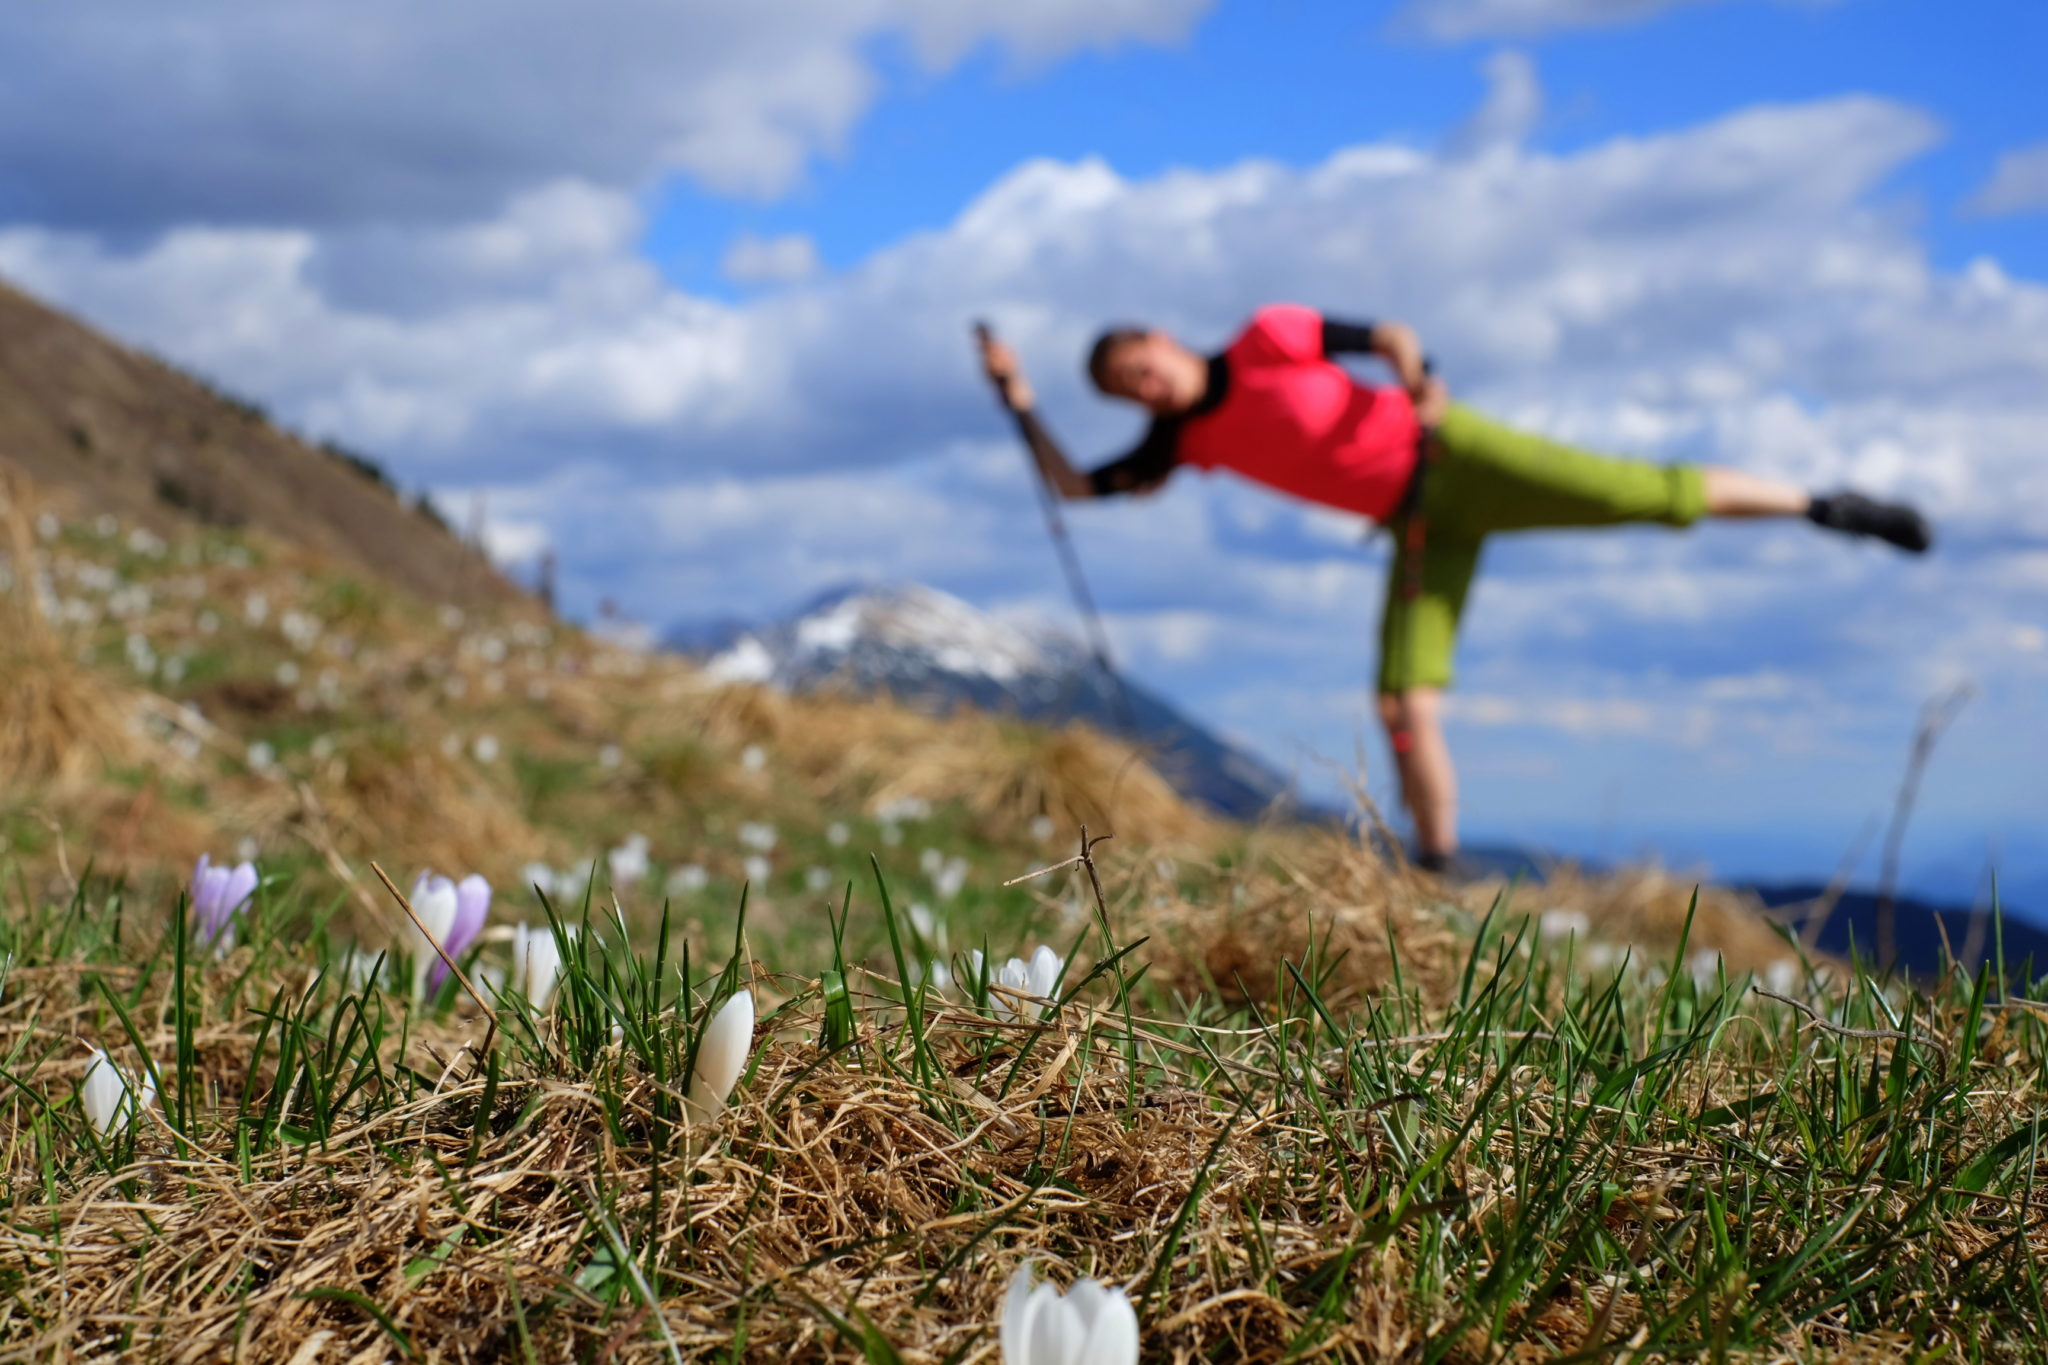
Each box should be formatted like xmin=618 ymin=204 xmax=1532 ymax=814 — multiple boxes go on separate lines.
xmin=3 ymin=485 xmax=2045 ymax=1361
xmin=2 ymin=834 xmax=2045 ymax=1363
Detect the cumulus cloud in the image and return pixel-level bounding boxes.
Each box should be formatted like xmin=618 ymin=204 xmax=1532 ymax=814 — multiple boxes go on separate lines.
xmin=0 ymin=0 xmax=1210 ymax=231
xmin=1967 ymin=141 xmax=2048 ymax=217
xmin=722 ymin=232 xmax=822 ymax=285
xmin=1442 ymin=50 xmax=1543 ymax=160
xmin=15 ymin=85 xmax=2041 ymax=522
xmin=1394 ymin=0 xmax=1822 ymax=41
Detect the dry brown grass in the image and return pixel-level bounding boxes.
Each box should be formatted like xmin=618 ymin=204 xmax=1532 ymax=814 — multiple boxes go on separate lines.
xmin=0 ymin=476 xmax=151 ymax=790
xmin=607 ymin=676 xmax=1219 ymax=854
xmin=6 ymin=869 xmax=2039 ymax=1365
xmin=1456 ymin=861 xmax=1801 ymax=975
xmin=877 ymin=718 xmax=1214 ymax=847
xmin=1126 ymin=829 xmax=1463 ymax=1009
xmin=2 ymin=998 xmax=1292 ymax=1362
xmin=310 ymin=728 xmax=548 ymax=877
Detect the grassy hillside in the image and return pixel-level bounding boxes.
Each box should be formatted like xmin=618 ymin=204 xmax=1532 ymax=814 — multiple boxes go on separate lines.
xmin=0 ymin=471 xmax=1232 ymax=951
xmin=0 ymin=276 xmax=513 ymax=610
xmin=3 ymin=479 xmax=2042 ymax=1360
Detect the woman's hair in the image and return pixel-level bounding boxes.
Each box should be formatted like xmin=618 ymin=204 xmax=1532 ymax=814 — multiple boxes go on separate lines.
xmin=1086 ymin=326 xmax=1149 ymax=390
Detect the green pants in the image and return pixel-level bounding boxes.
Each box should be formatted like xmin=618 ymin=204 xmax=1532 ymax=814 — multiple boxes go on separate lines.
xmin=1377 ymin=405 xmax=1708 ymax=694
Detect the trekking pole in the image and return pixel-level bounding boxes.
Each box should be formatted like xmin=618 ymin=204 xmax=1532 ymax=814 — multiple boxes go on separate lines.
xmin=975 ymin=321 xmax=1138 ymax=736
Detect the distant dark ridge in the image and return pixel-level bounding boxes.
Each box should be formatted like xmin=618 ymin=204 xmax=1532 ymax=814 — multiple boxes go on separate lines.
xmin=1417 ymin=840 xmax=2048 ymax=988
xmin=0 ymin=275 xmax=517 ymax=610
xmin=1748 ymin=883 xmax=2048 ymax=989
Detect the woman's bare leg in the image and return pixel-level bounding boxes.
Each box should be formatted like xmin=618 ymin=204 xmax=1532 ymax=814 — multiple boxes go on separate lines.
xmin=1704 ymin=468 xmax=1931 ymax=548
xmin=1703 ymin=467 xmax=1810 ymax=518
xmin=1379 ymin=688 xmax=1458 ymax=868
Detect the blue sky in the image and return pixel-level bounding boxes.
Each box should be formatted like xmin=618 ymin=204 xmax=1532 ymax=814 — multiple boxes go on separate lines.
xmin=649 ymin=0 xmax=2046 ymax=285
xmin=0 ymin=0 xmax=2041 ymax=911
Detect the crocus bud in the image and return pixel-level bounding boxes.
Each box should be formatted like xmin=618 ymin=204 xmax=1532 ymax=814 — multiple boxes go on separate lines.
xmin=1025 ymin=945 xmax=1062 ymax=1001
xmin=190 ymin=854 xmax=258 ymax=955
xmin=81 ymin=1046 xmax=157 ymax=1137
xmin=1001 ymin=1261 xmax=1139 ymax=1365
xmin=406 ymin=872 xmax=461 ymax=1000
xmin=427 ymin=874 xmax=491 ymax=992
xmin=511 ymin=922 xmax=571 ymax=1011
xmin=991 ymin=946 xmax=1065 ymax=1021
xmin=683 ymin=990 xmax=755 ymax=1125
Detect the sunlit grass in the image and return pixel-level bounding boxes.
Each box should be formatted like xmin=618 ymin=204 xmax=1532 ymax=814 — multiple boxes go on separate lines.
xmin=1 ymin=843 xmax=2042 ymax=1362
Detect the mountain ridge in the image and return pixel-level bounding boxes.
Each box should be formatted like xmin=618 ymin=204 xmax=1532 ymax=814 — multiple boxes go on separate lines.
xmin=676 ymin=582 xmax=1298 ymax=821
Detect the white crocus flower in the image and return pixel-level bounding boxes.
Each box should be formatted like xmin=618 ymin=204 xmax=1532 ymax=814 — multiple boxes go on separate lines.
xmin=405 ymin=873 xmax=462 ymax=1000
xmin=991 ymin=945 xmax=1064 ymax=1021
xmin=81 ymin=1047 xmax=157 ymax=1137
xmin=1001 ymin=1261 xmax=1139 ymax=1365
xmin=608 ymin=832 xmax=651 ymax=887
xmin=342 ymin=948 xmax=387 ymax=992
xmin=683 ymin=990 xmax=755 ymax=1126
xmin=1687 ymin=948 xmax=1725 ymax=988
xmin=510 ymin=923 xmax=572 ymax=1011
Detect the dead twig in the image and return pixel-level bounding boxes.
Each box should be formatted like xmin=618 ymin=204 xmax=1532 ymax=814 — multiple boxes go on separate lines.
xmin=1752 ymin=987 xmax=1947 ymax=1051
xmin=1877 ymin=684 xmax=1973 ymax=970
xmin=1003 ymin=855 xmax=1086 ymax=887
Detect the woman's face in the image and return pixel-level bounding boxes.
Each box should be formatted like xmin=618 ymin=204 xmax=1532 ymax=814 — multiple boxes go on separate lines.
xmin=1099 ymin=333 xmax=1198 ymax=414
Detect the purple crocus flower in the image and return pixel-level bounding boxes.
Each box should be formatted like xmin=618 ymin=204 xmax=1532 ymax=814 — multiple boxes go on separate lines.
xmin=190 ymin=854 xmax=258 ymax=955
xmin=418 ymin=872 xmax=491 ymax=994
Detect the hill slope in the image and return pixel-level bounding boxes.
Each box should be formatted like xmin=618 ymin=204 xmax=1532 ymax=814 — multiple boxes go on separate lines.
xmin=0 ymin=275 xmax=513 ymax=608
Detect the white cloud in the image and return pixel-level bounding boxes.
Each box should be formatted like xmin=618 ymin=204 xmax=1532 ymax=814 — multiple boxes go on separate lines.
xmin=1967 ymin=141 xmax=2048 ymax=217
xmin=722 ymin=232 xmax=822 ymax=285
xmin=0 ymin=0 xmax=1211 ymax=230
xmin=16 ymin=86 xmax=2038 ymax=525
xmin=1443 ymin=50 xmax=1543 ymax=160
xmin=478 ymin=517 xmax=553 ymax=567
xmin=1394 ymin=0 xmax=1827 ymax=42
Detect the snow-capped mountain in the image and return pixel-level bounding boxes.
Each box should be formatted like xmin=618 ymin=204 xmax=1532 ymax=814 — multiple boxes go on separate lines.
xmin=679 ymin=583 xmax=1294 ymax=819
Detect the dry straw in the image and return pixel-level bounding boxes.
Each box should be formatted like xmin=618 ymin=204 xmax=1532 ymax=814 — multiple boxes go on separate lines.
xmin=4 ymin=849 xmax=2042 ymax=1363
xmin=0 ymin=474 xmax=148 ymax=789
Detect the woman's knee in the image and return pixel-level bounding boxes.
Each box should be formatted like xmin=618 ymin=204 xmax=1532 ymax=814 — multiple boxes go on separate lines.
xmin=1378 ymin=688 xmax=1440 ymax=735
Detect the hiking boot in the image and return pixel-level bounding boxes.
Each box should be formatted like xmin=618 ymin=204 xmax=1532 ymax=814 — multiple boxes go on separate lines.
xmin=1807 ymin=492 xmax=1932 ymax=554
xmin=1413 ymin=849 xmax=1466 ymax=881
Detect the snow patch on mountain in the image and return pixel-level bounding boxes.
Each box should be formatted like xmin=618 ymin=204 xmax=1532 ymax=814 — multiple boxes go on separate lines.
xmin=701 ymin=584 xmax=1097 ymax=700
